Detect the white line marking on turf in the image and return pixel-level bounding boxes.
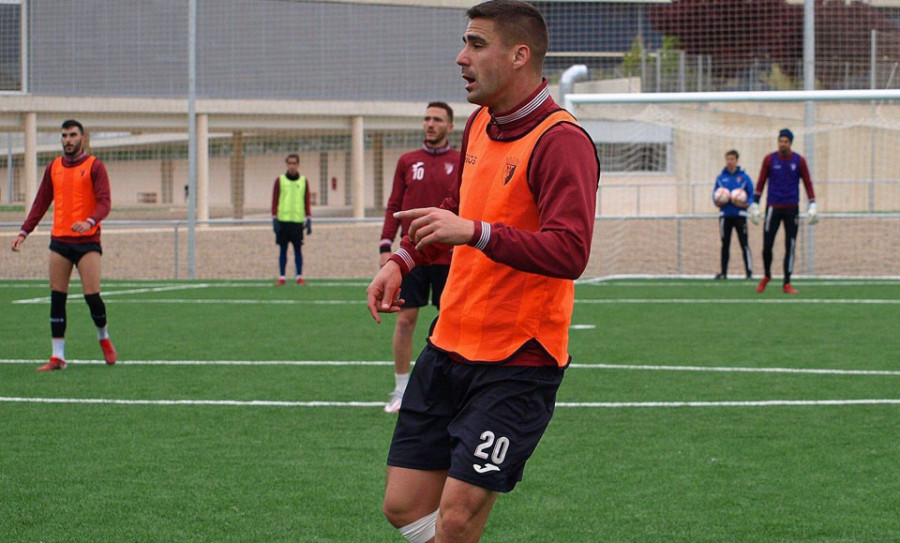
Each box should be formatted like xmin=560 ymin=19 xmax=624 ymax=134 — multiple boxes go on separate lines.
xmin=12 ymin=298 xmax=365 ymax=306
xmin=555 ymin=399 xmax=900 ymax=408
xmin=1 ymin=396 xmax=898 ymax=408
xmin=13 ymin=297 xmax=900 ymax=306
xmin=113 ymin=299 xmax=364 ymax=305
xmin=2 ymin=359 xmax=899 ymax=376
xmin=0 ymin=397 xmax=383 ymax=407
xmin=572 ymin=363 xmax=900 ymax=376
xmin=0 ymin=359 xmax=392 ymax=366
xmin=576 ymin=298 xmax=900 ymax=304
xmin=13 ymin=284 xmax=209 ymax=304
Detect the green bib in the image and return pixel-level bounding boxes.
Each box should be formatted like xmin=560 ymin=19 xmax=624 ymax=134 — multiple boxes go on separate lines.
xmin=276 ymin=175 xmax=307 ymax=222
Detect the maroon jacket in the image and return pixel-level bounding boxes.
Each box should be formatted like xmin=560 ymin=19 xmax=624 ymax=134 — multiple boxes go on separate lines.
xmin=20 ymin=153 xmax=111 ymax=244
xmin=380 ymin=143 xmax=459 ymax=266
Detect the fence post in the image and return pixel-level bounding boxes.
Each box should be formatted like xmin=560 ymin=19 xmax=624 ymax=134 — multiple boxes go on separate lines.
xmin=174 ymin=223 xmax=180 ymax=280
xmin=676 ymin=216 xmax=682 ymax=275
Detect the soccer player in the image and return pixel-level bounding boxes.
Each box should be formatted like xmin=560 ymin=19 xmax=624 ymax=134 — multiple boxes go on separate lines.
xmin=750 ymin=128 xmax=819 ymax=294
xmin=713 ymin=149 xmax=754 ymax=280
xmin=11 ymin=119 xmax=117 ymax=371
xmin=379 ymin=102 xmax=459 ymax=414
xmin=366 ymin=2 xmax=600 ymax=541
xmin=271 ymin=153 xmax=312 ymax=285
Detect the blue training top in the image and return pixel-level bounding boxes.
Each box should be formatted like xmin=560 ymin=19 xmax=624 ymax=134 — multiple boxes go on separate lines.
xmin=713 ymin=166 xmax=755 ymax=217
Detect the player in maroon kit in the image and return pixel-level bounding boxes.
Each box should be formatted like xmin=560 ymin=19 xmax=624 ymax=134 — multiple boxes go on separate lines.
xmin=750 ymin=128 xmax=819 ymax=294
xmin=11 ymin=119 xmax=117 ymax=371
xmin=379 ymin=102 xmax=460 ymax=413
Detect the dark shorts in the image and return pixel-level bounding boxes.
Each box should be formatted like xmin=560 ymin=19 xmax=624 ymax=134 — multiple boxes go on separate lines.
xmin=275 ymin=222 xmax=304 ymax=246
xmin=387 ymin=344 xmax=564 ymax=493
xmin=400 ymin=265 xmax=450 ymax=308
xmin=49 ymin=240 xmax=102 ymax=264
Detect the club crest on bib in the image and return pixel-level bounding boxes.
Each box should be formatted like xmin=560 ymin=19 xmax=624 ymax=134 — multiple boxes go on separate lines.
xmin=503 ymin=157 xmax=520 ymax=185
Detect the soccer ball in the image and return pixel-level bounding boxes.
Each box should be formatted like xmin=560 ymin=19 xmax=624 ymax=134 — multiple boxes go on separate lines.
xmin=730 ymin=188 xmax=748 ymax=208
xmin=714 ymin=187 xmax=731 ymax=206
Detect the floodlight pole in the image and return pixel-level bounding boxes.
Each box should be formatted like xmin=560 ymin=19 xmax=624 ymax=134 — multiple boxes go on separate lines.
xmin=187 ymin=0 xmax=198 ymax=279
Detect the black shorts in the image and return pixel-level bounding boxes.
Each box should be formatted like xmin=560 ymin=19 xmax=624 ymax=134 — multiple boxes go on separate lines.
xmin=49 ymin=240 xmax=102 ymax=264
xmin=275 ymin=222 xmax=304 ymax=246
xmin=387 ymin=344 xmax=564 ymax=493
xmin=400 ymin=265 xmax=450 ymax=308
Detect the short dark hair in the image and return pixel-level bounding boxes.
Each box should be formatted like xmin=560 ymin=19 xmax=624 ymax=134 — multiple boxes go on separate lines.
xmin=286 ymin=153 xmax=299 ymax=163
xmin=426 ymin=101 xmax=454 ymax=122
xmin=61 ymin=119 xmax=84 ymax=134
xmin=726 ymin=149 xmax=739 ymax=160
xmin=467 ymin=1 xmax=548 ymax=68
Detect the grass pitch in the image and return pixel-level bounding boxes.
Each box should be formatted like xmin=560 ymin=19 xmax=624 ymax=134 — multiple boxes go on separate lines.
xmin=2 ymin=278 xmax=899 ymax=542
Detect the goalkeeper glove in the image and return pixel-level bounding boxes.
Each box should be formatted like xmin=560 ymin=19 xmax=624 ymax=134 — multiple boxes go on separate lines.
xmin=272 ymin=218 xmax=281 ymax=235
xmin=749 ymin=202 xmax=761 ymax=225
xmin=305 ymin=217 xmax=312 ymax=235
xmin=807 ymin=202 xmax=819 ymax=225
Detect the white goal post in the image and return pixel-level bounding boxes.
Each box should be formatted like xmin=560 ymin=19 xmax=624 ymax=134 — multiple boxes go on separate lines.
xmin=562 ymin=87 xmax=900 ymax=279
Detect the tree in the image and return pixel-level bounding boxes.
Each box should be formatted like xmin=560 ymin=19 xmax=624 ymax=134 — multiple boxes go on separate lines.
xmin=646 ymin=0 xmax=900 ymax=89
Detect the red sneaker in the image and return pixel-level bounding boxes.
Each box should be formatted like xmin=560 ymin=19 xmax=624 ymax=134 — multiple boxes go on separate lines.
xmin=783 ymin=284 xmax=799 ymax=295
xmin=100 ymin=338 xmax=118 ymax=365
xmin=37 ymin=357 xmax=66 ymax=371
xmin=274 ymin=278 xmax=286 ymax=286
xmin=296 ymin=277 xmax=307 ymax=285
xmin=756 ymin=277 xmax=770 ymax=293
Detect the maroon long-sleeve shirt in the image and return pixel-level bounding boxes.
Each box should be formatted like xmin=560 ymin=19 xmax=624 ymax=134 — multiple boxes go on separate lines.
xmin=19 ymin=153 xmax=111 ymax=244
xmin=380 ymin=143 xmax=459 ymax=266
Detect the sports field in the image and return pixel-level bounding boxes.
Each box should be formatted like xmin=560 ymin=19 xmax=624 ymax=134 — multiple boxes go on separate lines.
xmin=2 ymin=278 xmax=899 ymax=542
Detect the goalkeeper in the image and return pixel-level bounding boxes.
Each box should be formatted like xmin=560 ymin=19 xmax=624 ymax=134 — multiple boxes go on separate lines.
xmin=749 ymin=128 xmax=818 ymax=294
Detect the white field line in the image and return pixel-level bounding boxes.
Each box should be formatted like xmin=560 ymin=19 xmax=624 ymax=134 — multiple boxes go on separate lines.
xmin=12 ymin=284 xmax=211 ymax=304
xmin=577 ymin=277 xmax=900 ymax=286
xmin=0 ymin=397 xmax=384 ymax=407
xmin=1 ymin=396 xmax=898 ymax=409
xmin=0 ymin=359 xmax=392 ymax=366
xmin=3 ymin=359 xmax=900 ymax=376
xmin=12 ymin=296 xmax=900 ymax=306
xmin=3 ymin=359 xmax=898 ymax=407
xmin=1 ymin=281 xmax=370 ymax=290
xmin=576 ymin=298 xmax=900 ymax=304
xmin=10 ymin=282 xmax=369 ymax=304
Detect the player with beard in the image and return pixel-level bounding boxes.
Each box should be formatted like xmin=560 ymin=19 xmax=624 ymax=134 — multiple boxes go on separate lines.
xmin=379 ymin=102 xmax=459 ymax=413
xmin=12 ymin=119 xmax=117 ymax=371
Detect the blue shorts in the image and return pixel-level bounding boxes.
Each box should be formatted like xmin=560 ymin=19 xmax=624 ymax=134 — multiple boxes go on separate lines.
xmin=400 ymin=265 xmax=449 ymax=308
xmin=387 ymin=344 xmax=564 ymax=493
xmin=49 ymin=240 xmax=102 ymax=264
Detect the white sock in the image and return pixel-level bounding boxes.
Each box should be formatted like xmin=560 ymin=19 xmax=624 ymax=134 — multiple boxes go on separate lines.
xmin=398 ymin=509 xmax=438 ymax=543
xmin=52 ymin=338 xmax=65 ymax=360
xmin=97 ymin=325 xmax=109 ymax=341
xmin=395 ymin=372 xmax=410 ymax=394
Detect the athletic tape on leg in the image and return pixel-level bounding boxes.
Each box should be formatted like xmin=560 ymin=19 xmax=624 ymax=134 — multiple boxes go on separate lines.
xmin=399 ymin=509 xmax=438 ymax=543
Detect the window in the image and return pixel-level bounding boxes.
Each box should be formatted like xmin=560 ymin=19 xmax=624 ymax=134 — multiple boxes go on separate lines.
xmin=0 ymin=1 xmax=25 ymax=92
